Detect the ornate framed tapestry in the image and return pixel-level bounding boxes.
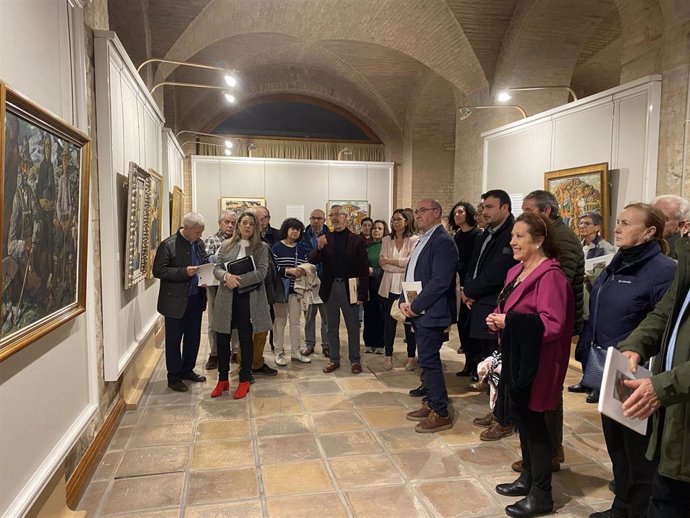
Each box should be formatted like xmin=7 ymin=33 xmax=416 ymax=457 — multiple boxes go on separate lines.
xmin=124 ymin=162 xmax=149 ymax=288
xmin=146 ymin=168 xmax=163 ymax=279
xmin=326 ymin=200 xmax=369 ymax=233
xmin=0 ymin=82 xmax=91 ymax=360
xmin=171 ymin=185 xmax=185 ymax=233
xmin=219 ymin=197 xmax=265 ymax=215
xmin=545 ymin=162 xmax=609 ymax=239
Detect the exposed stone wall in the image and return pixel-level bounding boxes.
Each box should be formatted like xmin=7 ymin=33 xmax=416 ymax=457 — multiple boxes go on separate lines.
xmin=63 ymin=0 xmax=120 ymax=480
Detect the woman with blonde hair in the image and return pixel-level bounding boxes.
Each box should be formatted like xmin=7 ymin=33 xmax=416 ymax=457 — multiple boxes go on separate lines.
xmin=211 ymin=212 xmax=272 ymax=399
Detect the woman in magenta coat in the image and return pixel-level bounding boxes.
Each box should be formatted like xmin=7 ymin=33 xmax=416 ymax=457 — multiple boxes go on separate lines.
xmin=487 ymin=211 xmax=574 ymax=518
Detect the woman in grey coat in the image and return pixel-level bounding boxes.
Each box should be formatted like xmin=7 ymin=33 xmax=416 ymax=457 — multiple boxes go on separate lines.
xmin=211 ymin=212 xmax=272 ymax=399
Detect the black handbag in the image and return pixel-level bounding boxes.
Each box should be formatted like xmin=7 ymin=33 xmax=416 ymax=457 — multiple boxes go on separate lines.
xmin=581 ymin=283 xmax=607 ymax=390
xmin=224 ymin=256 xmax=260 ymax=294
xmin=582 ymin=343 xmax=607 ymax=390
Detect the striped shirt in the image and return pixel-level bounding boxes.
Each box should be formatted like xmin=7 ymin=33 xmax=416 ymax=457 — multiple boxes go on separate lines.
xmin=272 ymin=241 xmax=309 ymax=294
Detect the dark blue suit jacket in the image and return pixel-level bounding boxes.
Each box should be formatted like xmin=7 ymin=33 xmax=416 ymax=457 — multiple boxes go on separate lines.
xmin=403 ymin=225 xmax=458 ymax=328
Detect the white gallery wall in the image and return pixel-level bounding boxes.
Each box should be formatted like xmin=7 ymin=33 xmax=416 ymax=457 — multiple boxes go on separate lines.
xmin=191 ymin=157 xmax=394 ymax=237
xmin=0 ymin=2 xmax=97 ymax=517
xmin=94 ymin=31 xmax=167 ymax=381
xmin=483 ymin=76 xmax=662 ymax=235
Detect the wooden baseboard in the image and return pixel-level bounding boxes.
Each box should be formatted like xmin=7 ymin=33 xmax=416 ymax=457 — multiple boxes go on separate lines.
xmin=26 ymin=465 xmax=86 ymax=518
xmin=65 ymin=396 xmax=126 ymax=510
xmin=121 ymin=317 xmax=164 ymax=409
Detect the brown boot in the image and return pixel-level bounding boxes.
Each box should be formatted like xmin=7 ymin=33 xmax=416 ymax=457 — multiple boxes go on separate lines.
xmin=414 ymin=410 xmax=453 ymax=433
xmin=480 ymin=421 xmax=514 ymax=441
xmin=511 ymin=458 xmax=561 ymax=473
xmin=472 ymin=412 xmax=495 ymax=428
xmin=406 ymin=402 xmax=431 ymax=422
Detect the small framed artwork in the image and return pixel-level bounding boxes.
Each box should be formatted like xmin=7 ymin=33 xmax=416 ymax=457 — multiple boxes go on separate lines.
xmin=327 ymin=200 xmax=369 ymax=233
xmin=124 ymin=162 xmax=149 ymax=288
xmin=171 ymin=185 xmax=185 ymax=233
xmin=545 ymin=162 xmax=609 ymax=239
xmin=219 ymin=197 xmax=265 ymax=215
xmin=1 ymin=82 xmax=91 ymax=360
xmin=146 ymin=168 xmax=163 ymax=279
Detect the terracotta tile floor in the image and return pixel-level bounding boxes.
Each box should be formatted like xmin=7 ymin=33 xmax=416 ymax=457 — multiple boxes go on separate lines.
xmin=77 ymin=322 xmax=614 ymax=517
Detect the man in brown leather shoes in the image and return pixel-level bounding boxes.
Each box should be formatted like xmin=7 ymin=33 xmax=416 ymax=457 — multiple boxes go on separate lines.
xmin=310 ymin=205 xmax=369 ymax=374
xmin=401 ymin=199 xmax=458 ymax=433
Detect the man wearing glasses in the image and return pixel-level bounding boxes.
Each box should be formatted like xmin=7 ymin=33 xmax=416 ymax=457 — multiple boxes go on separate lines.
xmin=299 ymin=208 xmax=331 ymax=357
xmin=401 ymin=199 xmax=458 ymax=432
xmin=310 ymin=205 xmax=369 ymax=373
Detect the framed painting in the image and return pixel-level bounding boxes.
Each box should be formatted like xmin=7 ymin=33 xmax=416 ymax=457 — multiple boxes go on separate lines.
xmin=545 ymin=162 xmax=609 ymax=239
xmin=327 ymin=200 xmax=369 ymax=233
xmin=171 ymin=185 xmax=185 ymax=233
xmin=124 ymin=162 xmax=149 ymax=288
xmin=219 ymin=197 xmax=265 ymax=215
xmin=146 ymin=168 xmax=163 ymax=279
xmin=0 ymin=82 xmax=91 ymax=361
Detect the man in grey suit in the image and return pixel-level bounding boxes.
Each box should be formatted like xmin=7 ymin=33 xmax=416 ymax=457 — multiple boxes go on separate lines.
xmin=153 ymin=212 xmax=209 ymax=392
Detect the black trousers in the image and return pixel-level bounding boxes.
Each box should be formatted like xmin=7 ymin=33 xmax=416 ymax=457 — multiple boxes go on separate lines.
xmin=381 ymin=294 xmax=417 ymax=357
xmin=216 ymin=292 xmax=254 ymax=382
xmin=413 ymin=323 xmax=449 ymax=416
xmin=601 ymin=414 xmax=656 ymax=518
xmin=363 ymin=281 xmax=384 ymax=348
xmin=517 ymin=409 xmax=554 ymax=493
xmin=164 ymin=293 xmax=204 ymax=382
xmin=544 ymin=395 xmax=564 ymax=457
xmin=648 ymin=472 xmax=690 ymax=518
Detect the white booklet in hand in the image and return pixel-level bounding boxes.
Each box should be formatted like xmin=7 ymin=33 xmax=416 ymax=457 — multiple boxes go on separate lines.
xmin=401 ymin=281 xmax=422 ymax=304
xmin=197 ymin=263 xmax=219 ymax=286
xmin=598 ymin=346 xmax=651 ymax=435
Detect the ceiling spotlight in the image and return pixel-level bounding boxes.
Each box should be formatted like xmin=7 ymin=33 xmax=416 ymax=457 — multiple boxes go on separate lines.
xmin=223 ymin=92 xmax=236 ymax=104
xmin=496 ymin=91 xmax=512 ymax=103
xmin=224 ymin=149 xmax=232 ymax=156
xmin=224 ymin=73 xmax=238 ymax=88
xmin=224 ymin=140 xmax=233 ymax=149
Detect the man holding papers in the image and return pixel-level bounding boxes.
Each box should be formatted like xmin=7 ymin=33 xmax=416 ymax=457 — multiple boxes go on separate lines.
xmin=153 ymin=212 xmax=209 ymax=392
xmin=617 ymin=238 xmax=690 ymax=517
xmin=401 ymin=199 xmax=458 ymax=433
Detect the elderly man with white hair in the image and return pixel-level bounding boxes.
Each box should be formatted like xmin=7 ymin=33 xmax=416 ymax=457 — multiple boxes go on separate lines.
xmin=653 ymin=194 xmax=690 ymax=259
xmin=153 ymin=212 xmax=210 ymax=392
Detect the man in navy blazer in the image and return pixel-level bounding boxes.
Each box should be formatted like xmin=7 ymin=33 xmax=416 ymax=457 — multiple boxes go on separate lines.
xmin=401 ymin=199 xmax=458 ymax=433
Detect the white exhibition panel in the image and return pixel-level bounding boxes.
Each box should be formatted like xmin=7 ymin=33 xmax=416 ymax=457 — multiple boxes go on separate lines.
xmin=0 ymin=3 xmax=97 ymax=518
xmin=192 ymin=157 xmax=394 ymax=239
xmin=94 ymin=31 xmax=165 ymax=381
xmin=163 ymin=128 xmax=184 ymax=194
xmin=483 ymin=76 xmax=662 ymax=230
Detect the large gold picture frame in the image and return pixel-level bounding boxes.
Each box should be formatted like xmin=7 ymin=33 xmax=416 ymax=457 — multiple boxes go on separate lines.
xmin=545 ymin=162 xmax=609 ymax=239
xmin=146 ymin=168 xmax=163 ymax=279
xmin=0 ymin=82 xmax=91 ymax=361
xmin=124 ymin=162 xmax=149 ymax=288
xmin=171 ymin=185 xmax=185 ymax=233
xmin=327 ymin=200 xmax=369 ymax=233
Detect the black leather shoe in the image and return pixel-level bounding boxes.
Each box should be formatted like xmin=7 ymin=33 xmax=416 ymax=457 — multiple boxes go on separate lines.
xmin=253 ymin=364 xmax=278 ymax=376
xmin=586 ymin=389 xmax=600 ymax=404
xmin=168 ymin=379 xmax=189 ymax=392
xmin=496 ymin=475 xmax=531 ymax=497
xmin=322 ymin=346 xmax=330 ymax=358
xmin=205 ymin=355 xmax=218 ymax=370
xmin=181 ymin=371 xmax=207 ymax=382
xmin=568 ymin=383 xmax=590 ymax=393
xmin=302 ymin=345 xmax=315 ymax=356
xmin=249 ymin=374 xmax=256 ymax=385
xmin=470 ymin=373 xmax=479 ymax=382
xmin=589 ymin=510 xmax=618 ymax=518
xmin=409 ymin=384 xmax=428 ymax=398
xmin=505 ymin=489 xmax=553 ymax=518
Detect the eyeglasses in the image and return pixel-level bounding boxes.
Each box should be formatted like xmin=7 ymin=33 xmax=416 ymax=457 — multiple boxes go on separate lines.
xmin=578 ymin=221 xmax=593 ymax=226
xmin=329 ymin=212 xmax=345 ymax=218
xmin=414 ymin=207 xmax=438 ymax=215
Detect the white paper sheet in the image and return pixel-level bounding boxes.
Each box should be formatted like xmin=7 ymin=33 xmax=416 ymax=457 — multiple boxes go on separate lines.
xmin=197 ymin=263 xmax=219 ymax=286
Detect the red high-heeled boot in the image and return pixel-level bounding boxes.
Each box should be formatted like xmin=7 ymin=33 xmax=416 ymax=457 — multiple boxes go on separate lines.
xmin=211 ymin=380 xmax=230 ymax=398
xmin=233 ymin=381 xmax=250 ymax=399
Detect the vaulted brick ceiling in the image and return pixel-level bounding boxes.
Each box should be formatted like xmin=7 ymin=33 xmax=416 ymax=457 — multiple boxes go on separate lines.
xmin=109 ymin=0 xmax=623 ymax=144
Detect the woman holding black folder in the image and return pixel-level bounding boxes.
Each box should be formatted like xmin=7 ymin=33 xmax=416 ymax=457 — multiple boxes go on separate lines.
xmin=211 ymin=211 xmax=272 ymax=399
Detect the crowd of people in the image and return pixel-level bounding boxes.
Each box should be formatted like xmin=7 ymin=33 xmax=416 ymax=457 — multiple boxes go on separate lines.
xmin=152 ymin=191 xmax=690 ymax=518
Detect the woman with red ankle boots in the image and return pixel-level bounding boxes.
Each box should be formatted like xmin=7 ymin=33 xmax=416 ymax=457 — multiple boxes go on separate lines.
xmin=210 ymin=212 xmax=272 ymax=399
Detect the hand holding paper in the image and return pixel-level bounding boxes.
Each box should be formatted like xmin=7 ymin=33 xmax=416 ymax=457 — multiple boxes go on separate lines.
xmin=622 ymin=378 xmax=662 ymax=419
